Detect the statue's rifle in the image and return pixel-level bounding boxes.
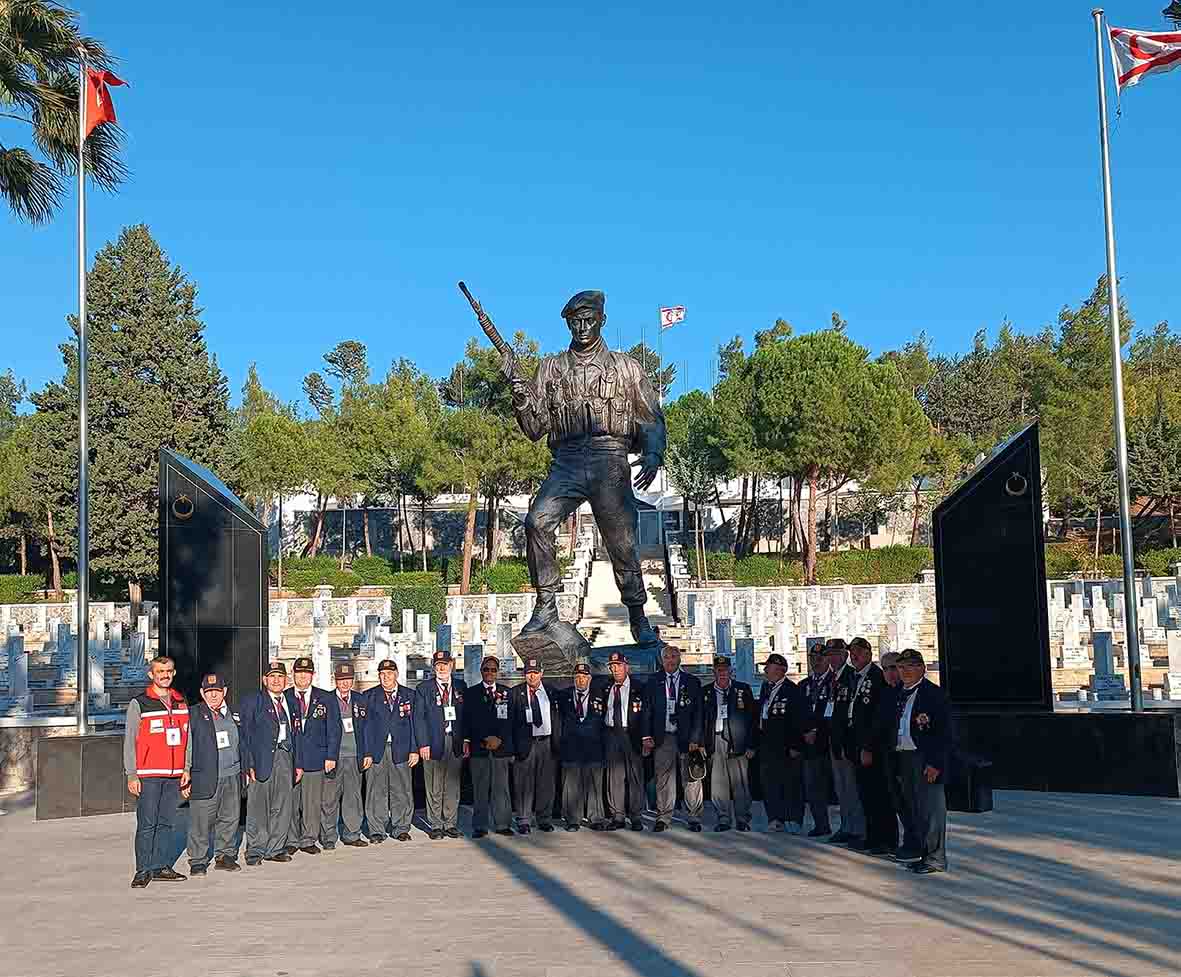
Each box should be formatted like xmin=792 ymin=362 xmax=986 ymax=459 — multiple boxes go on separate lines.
xmin=457 ymin=281 xmax=515 ymax=378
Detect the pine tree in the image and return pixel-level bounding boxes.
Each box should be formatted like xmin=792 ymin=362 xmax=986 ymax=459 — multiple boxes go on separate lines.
xmin=30 ymin=224 xmax=230 ymax=604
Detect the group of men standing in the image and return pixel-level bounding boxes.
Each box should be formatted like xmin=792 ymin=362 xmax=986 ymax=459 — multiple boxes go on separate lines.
xmin=122 ymin=636 xmax=951 ymax=888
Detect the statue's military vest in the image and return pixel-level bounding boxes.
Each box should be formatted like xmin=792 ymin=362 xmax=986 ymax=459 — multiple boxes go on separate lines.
xmin=543 ymin=347 xmax=638 ymax=447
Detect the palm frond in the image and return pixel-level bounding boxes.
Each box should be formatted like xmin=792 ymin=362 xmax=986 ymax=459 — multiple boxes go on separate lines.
xmin=0 ymin=144 xmax=63 ymax=222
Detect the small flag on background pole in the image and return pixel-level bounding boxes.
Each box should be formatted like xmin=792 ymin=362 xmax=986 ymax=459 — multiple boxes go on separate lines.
xmin=660 ymin=306 xmax=686 ymax=330
xmin=1108 ymin=27 xmax=1181 ymax=91
xmin=84 ymin=68 xmax=126 ymax=139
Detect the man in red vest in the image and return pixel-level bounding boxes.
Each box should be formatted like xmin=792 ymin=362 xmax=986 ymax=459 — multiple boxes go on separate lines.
xmin=123 ymin=655 xmax=190 ymax=888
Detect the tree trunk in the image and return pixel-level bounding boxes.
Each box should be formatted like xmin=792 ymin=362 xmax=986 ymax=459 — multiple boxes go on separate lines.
xmin=305 ymin=494 xmax=327 ymax=557
xmin=421 ymin=497 xmax=428 ymax=571
xmin=490 ymin=495 xmax=501 ymax=567
xmin=483 ymin=492 xmax=494 ymax=563
xmin=340 ymin=502 xmax=348 ymax=571
xmin=128 ymin=579 xmax=143 ymax=619
xmin=804 ymin=465 xmax=820 ymax=585
xmin=1094 ymin=508 xmax=1101 ymax=571
xmin=395 ymin=493 xmax=405 ymax=571
xmin=278 ymin=493 xmax=284 ymax=592
xmin=18 ymin=529 xmax=26 ymax=576
xmin=46 ymin=506 xmax=62 ymax=596
xmin=460 ymin=488 xmax=478 ymax=594
xmin=362 ymin=508 xmax=372 ymax=557
xmin=910 ymin=478 xmax=923 ymax=546
xmin=823 ymin=479 xmax=834 ymax=553
xmin=734 ymin=477 xmax=749 ymax=557
xmin=1171 ymin=499 xmax=1177 ymax=549
xmin=791 ymin=477 xmax=806 ymax=557
xmin=778 ymin=478 xmax=785 ymax=566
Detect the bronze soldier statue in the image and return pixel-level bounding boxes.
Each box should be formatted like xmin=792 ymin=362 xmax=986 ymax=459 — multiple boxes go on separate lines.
xmin=459 ymin=286 xmax=665 ymax=653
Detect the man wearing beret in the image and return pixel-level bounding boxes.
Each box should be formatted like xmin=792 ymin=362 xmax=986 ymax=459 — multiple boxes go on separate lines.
xmin=893 ymin=649 xmax=952 ymax=874
xmin=240 ymin=662 xmax=303 ymax=866
xmin=464 ymin=656 xmax=516 ymax=838
xmin=322 ymin=662 xmax=370 ymax=849
xmin=556 ymin=661 xmax=609 ymax=830
xmin=602 ymin=650 xmax=649 ymax=830
xmin=365 ymin=659 xmax=420 ymax=842
xmin=702 ymin=656 xmax=755 ymax=832
xmin=508 ymin=290 xmax=666 ymax=645
xmin=414 ymin=649 xmax=467 ymax=839
xmin=182 ymin=672 xmax=244 ymax=875
xmin=285 ymin=657 xmax=339 ymax=856
xmin=642 ymin=644 xmax=704 ymax=832
xmin=754 ymin=652 xmax=804 ymax=833
xmin=510 ymin=657 xmax=561 ymax=834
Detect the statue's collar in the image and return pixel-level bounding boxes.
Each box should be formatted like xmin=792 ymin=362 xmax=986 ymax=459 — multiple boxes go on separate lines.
xmin=567 ymin=336 xmax=608 ymax=364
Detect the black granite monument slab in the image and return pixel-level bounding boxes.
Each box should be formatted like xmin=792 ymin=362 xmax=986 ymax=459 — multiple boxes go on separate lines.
xmin=933 ymin=422 xmax=1052 ymax=712
xmin=158 ymin=449 xmax=267 ymax=705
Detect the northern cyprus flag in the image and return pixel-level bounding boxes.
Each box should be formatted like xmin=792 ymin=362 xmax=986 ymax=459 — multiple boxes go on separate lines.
xmin=1109 ymin=27 xmax=1181 ymax=91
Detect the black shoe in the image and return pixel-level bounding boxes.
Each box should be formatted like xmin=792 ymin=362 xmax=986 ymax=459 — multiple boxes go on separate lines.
xmin=847 ymin=838 xmax=869 ymax=852
xmin=912 ymin=862 xmax=945 ymax=875
xmin=688 ymin=822 xmax=702 ymax=833
xmin=629 ymin=613 xmax=659 ymax=645
xmin=265 ymin=853 xmax=292 ymax=863
xmin=368 ymin=835 xmax=386 ymax=844
xmin=189 ymin=864 xmax=208 ymax=877
xmin=538 ymin=823 xmax=554 ymax=832
xmin=607 ymin=820 xmax=624 ymax=831
xmin=214 ymin=857 xmax=241 ymax=872
xmin=152 ymin=868 xmax=187 ymax=882
xmin=445 ymin=828 xmax=462 ymax=839
xmin=517 ymin=824 xmax=532 ymax=835
xmin=866 ymin=845 xmax=895 ymax=857
xmin=827 ymin=831 xmax=850 ymax=844
xmin=808 ymin=827 xmax=831 ymax=838
xmin=300 ymin=845 xmax=320 ymax=855
xmin=590 ymin=822 xmax=608 ymax=831
xmin=322 ymin=842 xmax=336 ymax=851
xmin=472 ymin=829 xmax=488 ymax=839
xmin=736 ymin=822 xmax=751 ymax=832
xmin=630 ymin=819 xmax=644 ymax=832
xmin=653 ymin=821 xmax=667 ymax=833
xmin=566 ymin=824 xmax=582 ymax=832
xmin=130 ymin=872 xmax=151 ymax=889
xmin=342 ymin=838 xmax=369 ymax=848
xmin=245 ymin=856 xmax=262 ymax=867
xmin=284 ymin=846 xmax=298 ymax=856
xmin=396 ymin=832 xmax=411 ymax=841
xmin=715 ymin=822 xmax=732 ymax=832
xmin=520 ymin=596 xmax=559 ymax=633
xmin=496 ymin=828 xmax=515 ymax=837
xmin=892 ymin=847 xmax=923 ymax=863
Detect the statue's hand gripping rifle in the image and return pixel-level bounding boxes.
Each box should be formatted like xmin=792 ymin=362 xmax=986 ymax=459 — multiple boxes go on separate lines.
xmin=458 ymin=281 xmax=517 ymax=381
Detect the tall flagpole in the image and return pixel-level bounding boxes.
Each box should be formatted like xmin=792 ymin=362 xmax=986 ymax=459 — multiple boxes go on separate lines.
xmin=76 ymin=50 xmax=91 ymax=734
xmin=1092 ymin=9 xmax=1143 ymax=711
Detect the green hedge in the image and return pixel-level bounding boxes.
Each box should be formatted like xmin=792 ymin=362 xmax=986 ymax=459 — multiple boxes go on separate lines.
xmin=389 ymin=583 xmax=446 ymax=626
xmin=1140 ymin=547 xmax=1181 ymax=577
xmin=276 ymin=556 xmax=363 ymax=597
xmin=0 ymin=574 xmax=45 ymax=603
xmin=350 ymin=555 xmax=440 ymax=588
xmin=686 ymin=546 xmax=932 ymax=586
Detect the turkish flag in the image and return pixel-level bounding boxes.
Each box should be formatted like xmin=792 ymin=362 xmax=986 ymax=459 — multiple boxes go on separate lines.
xmin=84 ymin=68 xmax=126 ymax=139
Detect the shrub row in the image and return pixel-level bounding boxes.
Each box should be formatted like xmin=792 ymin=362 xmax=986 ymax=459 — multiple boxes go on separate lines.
xmin=686 ymin=547 xmax=933 ymax=586
xmin=0 ymin=574 xmax=46 ymax=603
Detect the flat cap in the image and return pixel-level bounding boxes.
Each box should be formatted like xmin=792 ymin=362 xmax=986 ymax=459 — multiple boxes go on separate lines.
xmin=481 ymin=655 xmax=499 ymax=669
xmin=849 ymin=636 xmax=872 ymax=652
xmin=607 ymin=650 xmax=628 ymax=665
xmin=200 ymin=672 xmax=226 ymax=691
xmin=524 ymin=657 xmax=543 ymax=673
xmin=897 ymin=648 xmax=925 ymax=666
xmin=264 ymin=661 xmax=286 ymax=677
xmin=573 ymin=662 xmax=591 ymax=675
xmin=713 ymin=656 xmax=731 ymax=668
xmin=293 ymin=656 xmax=315 ymax=674
xmin=824 ymin=638 xmax=848 ymax=652
xmin=334 ymin=662 xmax=355 ymax=680
xmin=432 ymin=649 xmax=453 ymax=663
xmin=764 ymin=653 xmax=788 ymax=668
xmin=377 ymin=658 xmax=398 ymax=672
xmin=560 ymin=290 xmax=605 ymax=319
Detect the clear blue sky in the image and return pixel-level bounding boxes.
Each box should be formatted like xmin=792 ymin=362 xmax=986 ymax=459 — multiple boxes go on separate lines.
xmin=4 ymin=1 xmax=1179 ymax=409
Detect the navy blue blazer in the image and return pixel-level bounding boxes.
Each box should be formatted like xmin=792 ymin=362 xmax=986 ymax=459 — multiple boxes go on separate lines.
xmin=286 ymin=686 xmax=342 ymax=772
xmin=597 ymin=677 xmax=650 ymax=755
xmin=893 ymin=678 xmax=953 ymax=780
xmin=509 ymin=682 xmax=562 ymax=760
xmin=701 ymin=680 xmax=756 ymax=757
xmin=824 ymin=664 xmax=859 ymax=754
xmin=752 ymin=677 xmax=802 ymax=755
xmin=240 ymin=689 xmax=301 ymax=784
xmin=186 ymin=700 xmax=246 ymax=801
xmin=463 ymin=682 xmax=515 ymax=759
xmin=331 ymin=689 xmax=370 ymax=770
xmin=364 ymin=684 xmax=419 ymax=764
xmin=845 ymin=663 xmax=889 ymax=760
xmin=555 ymin=685 xmax=607 ymax=766
xmin=412 ymin=677 xmax=467 ymax=758
xmin=642 ymin=669 xmax=704 ymax=752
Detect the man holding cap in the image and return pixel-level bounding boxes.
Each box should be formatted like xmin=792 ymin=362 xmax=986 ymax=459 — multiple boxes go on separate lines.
xmin=240 ymin=661 xmax=303 ymax=866
xmin=642 ymin=643 xmax=704 ymax=832
xmin=182 ymin=672 xmax=243 ymax=875
xmin=285 ymin=657 xmax=340 ymax=856
xmin=414 ymin=649 xmax=467 ymax=839
xmin=603 ymin=650 xmax=649 ymax=830
xmin=322 ymin=662 xmax=370 ymax=849
xmin=755 ymin=652 xmax=804 ymax=833
xmin=464 ymin=656 xmax=515 ymax=838
xmin=365 ymin=658 xmax=420 ymax=842
xmin=893 ymin=649 xmax=952 ymax=874
xmin=511 ymin=657 xmax=560 ymax=834
xmin=701 ymin=656 xmax=755 ymax=832
xmin=557 ymin=661 xmax=608 ymax=830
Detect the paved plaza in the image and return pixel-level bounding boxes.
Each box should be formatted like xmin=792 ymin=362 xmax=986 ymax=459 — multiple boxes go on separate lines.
xmin=1 ymin=789 xmax=1179 ymax=977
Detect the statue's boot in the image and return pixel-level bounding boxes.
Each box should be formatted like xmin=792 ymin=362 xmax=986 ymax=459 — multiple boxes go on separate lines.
xmin=629 ymin=606 xmax=660 ymax=645
xmin=521 ymin=593 xmax=559 ymax=634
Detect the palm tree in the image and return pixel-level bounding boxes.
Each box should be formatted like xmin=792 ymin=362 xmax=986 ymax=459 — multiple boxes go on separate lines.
xmin=0 ymin=1 xmax=125 ymax=223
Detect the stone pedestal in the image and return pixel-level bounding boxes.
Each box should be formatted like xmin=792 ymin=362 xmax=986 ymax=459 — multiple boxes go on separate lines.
xmin=734 ymin=637 xmax=755 ymax=685
xmin=464 ymin=643 xmax=484 ymax=687
xmin=714 ymin=619 xmax=733 ymax=659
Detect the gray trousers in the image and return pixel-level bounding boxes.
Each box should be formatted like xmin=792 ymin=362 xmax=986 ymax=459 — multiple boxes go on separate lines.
xmin=470 ymin=755 xmax=513 ymax=831
xmin=803 ymin=747 xmax=833 ymax=833
xmin=291 ymin=769 xmax=324 ymax=848
xmin=709 ymin=733 xmax=751 ymax=826
xmin=604 ymin=728 xmax=643 ymax=821
xmin=423 ymin=735 xmax=461 ymax=830
xmin=896 ymin=751 xmax=948 ymax=870
xmin=562 ymin=763 xmax=605 ymax=825
xmin=654 ymin=736 xmax=702 ymax=824
xmin=322 ymin=759 xmax=364 ymax=843
xmin=187 ymin=774 xmax=241 ymax=868
xmin=245 ymin=748 xmax=293 ymax=859
xmin=365 ymin=755 xmax=414 ymax=837
xmin=831 ymin=748 xmax=865 ymax=838
xmin=514 ymin=739 xmax=556 ymax=827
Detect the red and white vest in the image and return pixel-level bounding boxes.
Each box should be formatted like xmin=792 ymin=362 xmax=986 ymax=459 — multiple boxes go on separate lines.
xmin=133 ymin=686 xmax=190 ymax=778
